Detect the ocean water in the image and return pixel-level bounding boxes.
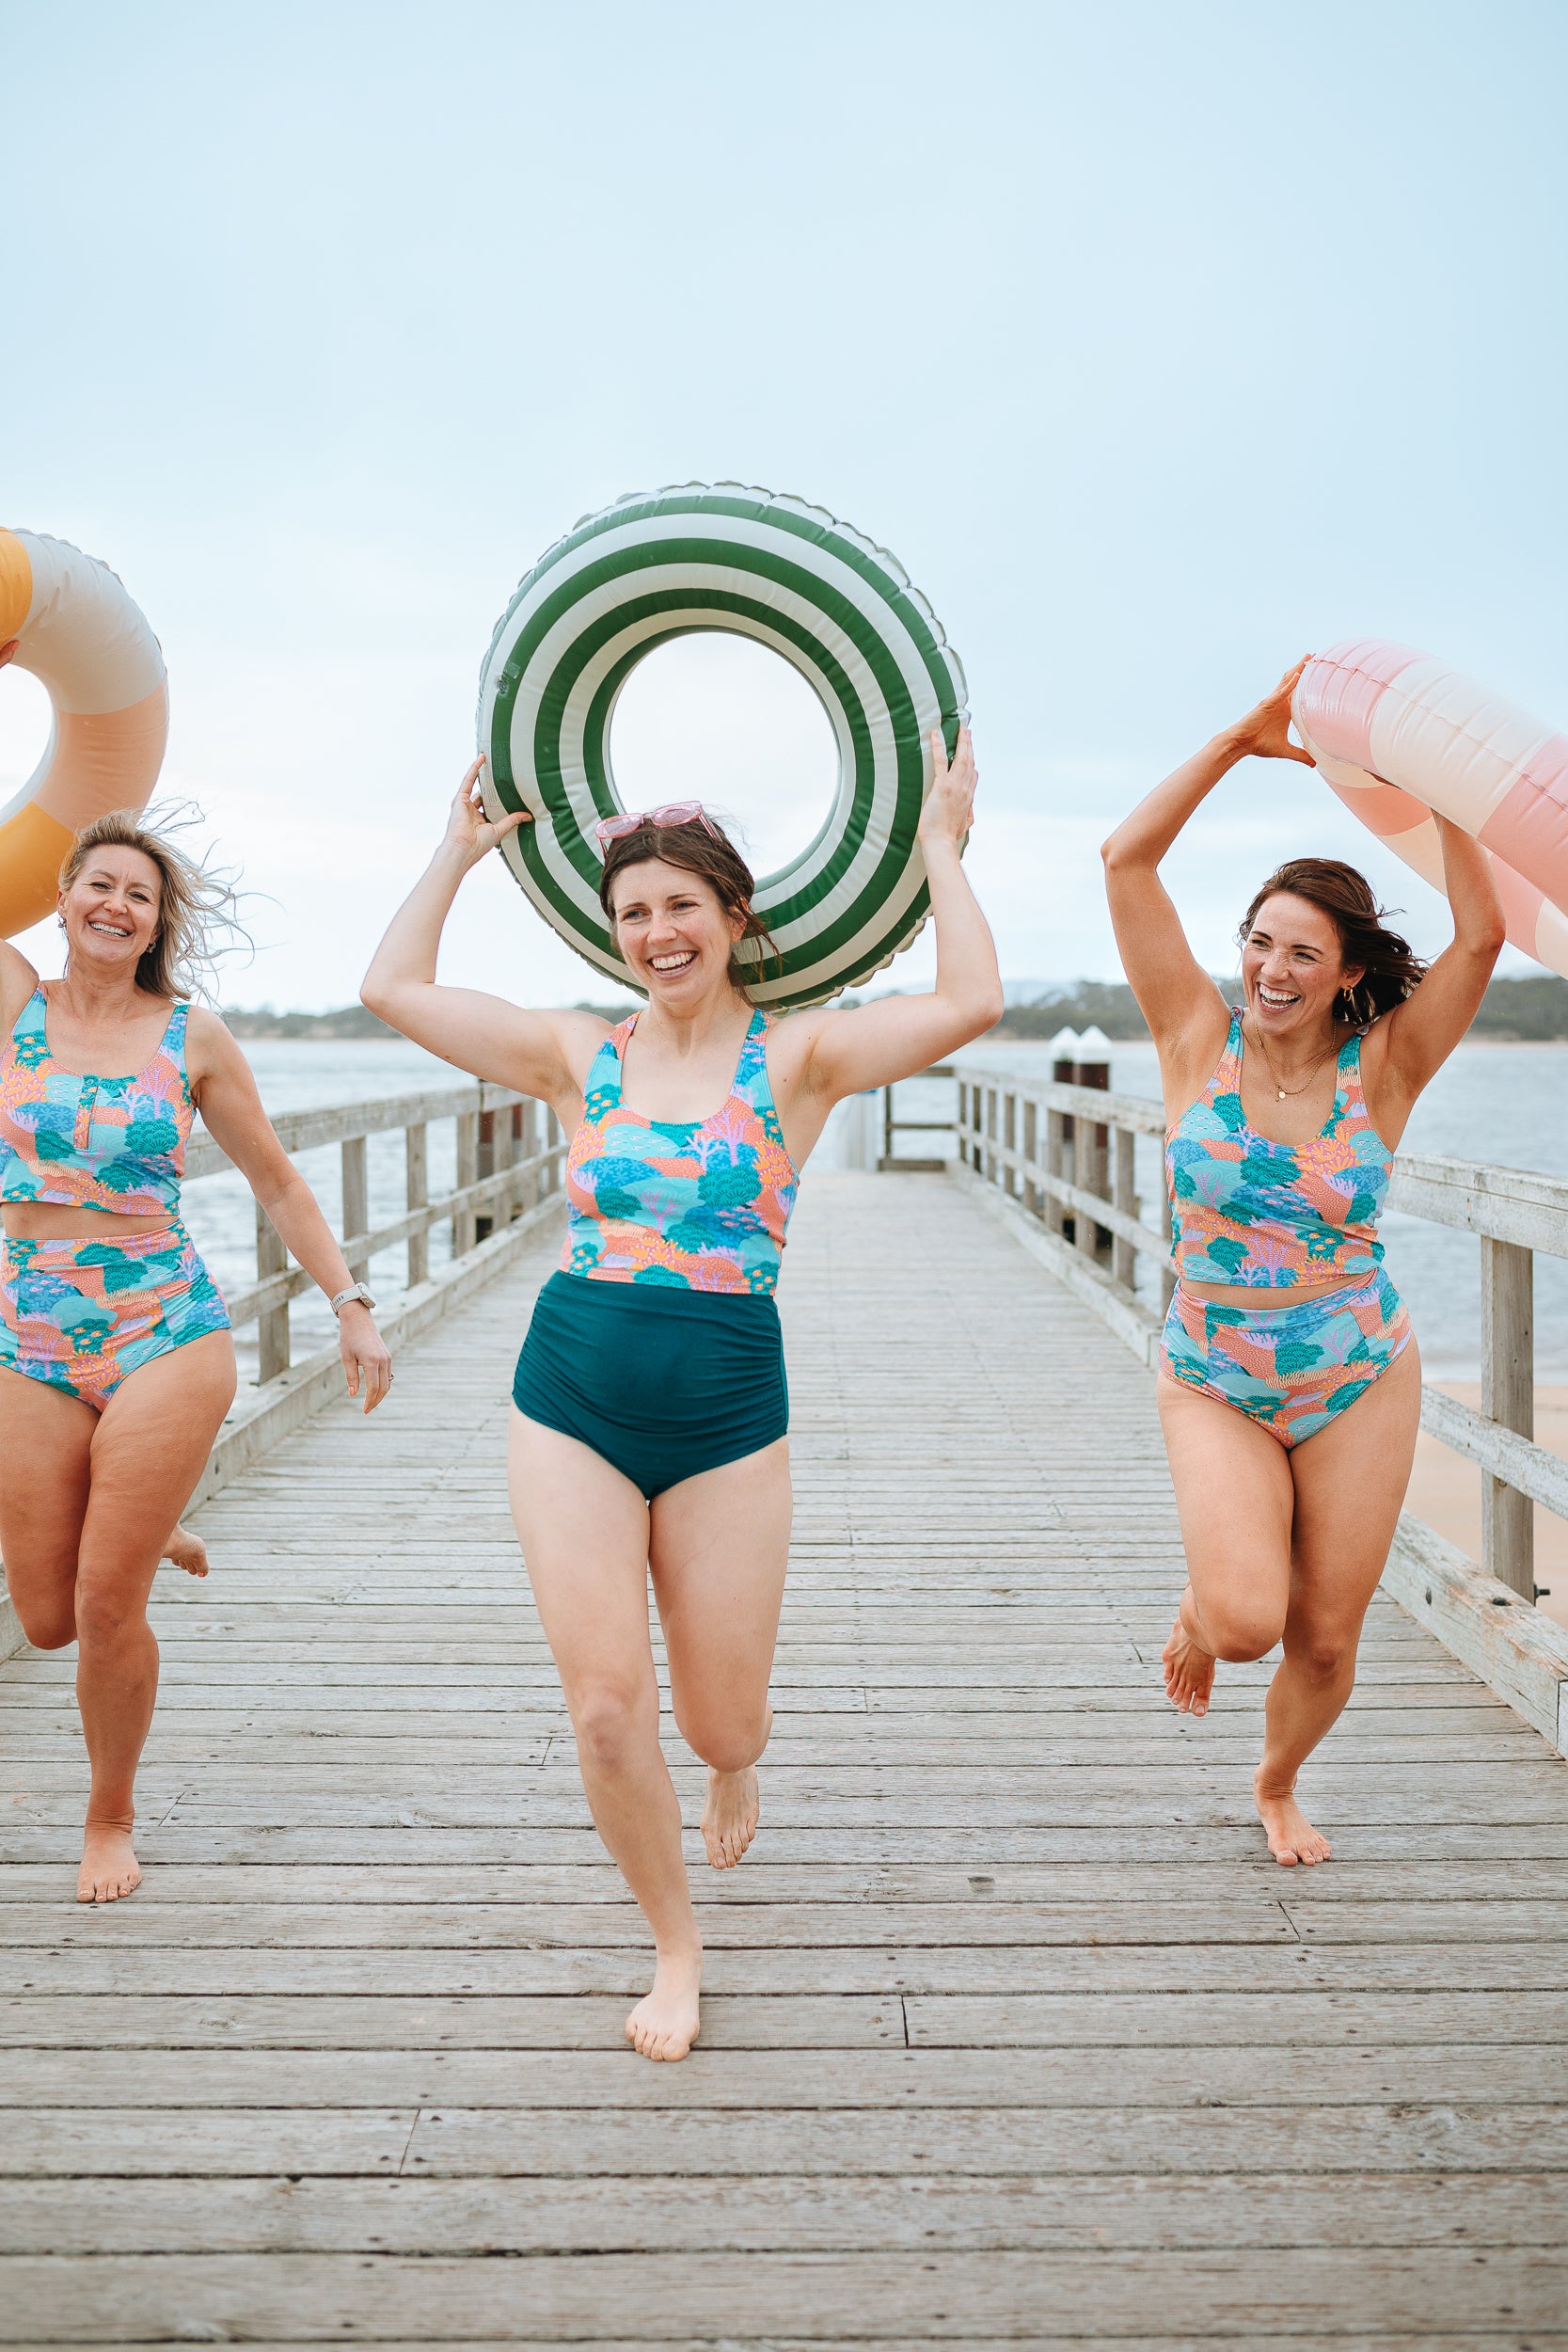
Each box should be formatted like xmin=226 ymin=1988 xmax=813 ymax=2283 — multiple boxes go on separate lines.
xmin=189 ymin=1036 xmax=1568 ymax=1386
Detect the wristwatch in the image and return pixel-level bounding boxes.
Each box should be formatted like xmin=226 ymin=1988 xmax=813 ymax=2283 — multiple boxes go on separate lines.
xmin=329 ymin=1282 xmax=376 ymax=1316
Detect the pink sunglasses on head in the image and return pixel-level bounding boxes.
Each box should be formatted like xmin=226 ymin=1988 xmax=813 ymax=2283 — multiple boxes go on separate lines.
xmin=594 ymin=801 xmax=721 ymax=849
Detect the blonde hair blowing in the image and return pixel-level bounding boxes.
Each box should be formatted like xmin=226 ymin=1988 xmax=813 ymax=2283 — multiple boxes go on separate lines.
xmin=58 ymin=804 xmax=252 ymax=1003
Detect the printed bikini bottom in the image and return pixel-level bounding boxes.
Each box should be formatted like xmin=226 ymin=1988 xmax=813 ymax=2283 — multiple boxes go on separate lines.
xmin=0 ymin=1222 xmax=231 ymax=1412
xmin=1158 ymin=1266 xmax=1411 ymax=1448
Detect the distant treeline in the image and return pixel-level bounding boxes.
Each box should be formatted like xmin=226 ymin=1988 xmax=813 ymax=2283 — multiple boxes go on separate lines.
xmin=994 ymin=974 xmax=1568 ymax=1042
xmin=225 ymin=976 xmax=1568 ymax=1045
xmin=221 ymin=999 xmax=638 ymax=1041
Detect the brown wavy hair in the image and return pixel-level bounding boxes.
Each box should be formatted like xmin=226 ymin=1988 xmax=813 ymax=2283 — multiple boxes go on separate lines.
xmin=1239 ymin=857 xmax=1427 ymax=1025
xmin=58 ymin=806 xmax=250 ymax=1003
xmin=598 ymin=816 xmax=780 ymax=996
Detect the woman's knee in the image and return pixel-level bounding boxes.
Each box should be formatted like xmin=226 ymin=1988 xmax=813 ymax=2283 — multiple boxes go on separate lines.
xmin=72 ymin=1575 xmax=150 ymax=1653
xmin=1204 ymin=1603 xmax=1287 ymax=1664
xmin=569 ymin=1681 xmax=657 ymax=1772
xmin=1286 ymin=1624 xmax=1359 ymax=1682
xmin=12 ymin=1591 xmax=77 ymax=1651
xmin=673 ymin=1700 xmax=769 ymax=1773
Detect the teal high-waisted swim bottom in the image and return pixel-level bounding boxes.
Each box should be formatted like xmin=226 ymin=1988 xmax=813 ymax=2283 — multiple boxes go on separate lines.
xmin=512 ymin=1270 xmax=788 ymax=1499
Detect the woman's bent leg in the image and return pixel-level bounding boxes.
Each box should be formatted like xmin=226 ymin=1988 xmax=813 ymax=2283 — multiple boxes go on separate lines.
xmin=72 ymin=1331 xmax=237 ymax=1899
xmin=0 ymin=1371 xmax=97 ymax=1651
xmin=1258 ymin=1338 xmax=1423 ymax=1865
xmin=1155 ymin=1376 xmax=1295 ymax=1715
xmin=651 ymin=1436 xmax=791 ymax=1869
xmin=508 ymin=1409 xmax=702 ymax=2061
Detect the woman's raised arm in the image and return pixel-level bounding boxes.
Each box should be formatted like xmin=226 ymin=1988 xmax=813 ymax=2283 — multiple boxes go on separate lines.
xmin=795 ymin=726 xmax=1005 ymax=1103
xmin=1102 ymin=660 xmax=1314 ymax=1063
xmin=361 ymin=759 xmax=605 ymax=1105
xmin=1372 ymin=817 xmax=1505 ymax=1121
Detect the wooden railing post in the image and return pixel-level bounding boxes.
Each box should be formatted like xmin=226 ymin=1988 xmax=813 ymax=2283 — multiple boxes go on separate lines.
xmin=1481 ymin=1236 xmax=1534 ymax=1598
xmin=1047 ymin=1029 xmax=1077 ymax=1241
xmin=1112 ymin=1126 xmax=1137 ymax=1291
xmin=1022 ymin=1099 xmax=1039 ymax=1218
xmin=474 ymin=1109 xmax=497 ymax=1244
xmin=1074 ymin=1031 xmax=1112 ymax=1264
xmin=406 ymin=1123 xmax=429 ymax=1287
xmin=452 ymin=1109 xmax=479 ymax=1260
xmin=1003 ymin=1089 xmax=1018 ymax=1199
xmin=255 ymin=1204 xmax=290 ymax=1384
xmin=341 ymin=1135 xmax=369 ymax=1287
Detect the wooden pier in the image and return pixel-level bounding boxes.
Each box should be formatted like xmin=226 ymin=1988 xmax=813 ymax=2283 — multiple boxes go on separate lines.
xmin=3 ymin=1169 xmax=1568 ymax=2344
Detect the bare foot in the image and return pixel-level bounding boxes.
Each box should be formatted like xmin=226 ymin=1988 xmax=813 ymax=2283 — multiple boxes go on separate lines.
xmin=162 ymin=1523 xmax=209 ymax=1578
xmin=703 ymin=1763 xmax=761 ymax=1868
xmin=1162 ymin=1586 xmax=1216 ymax=1717
xmin=1254 ymin=1771 xmax=1333 ymax=1866
xmin=77 ymin=1821 xmax=141 ymax=1904
xmin=625 ymin=1947 xmax=702 ymax=2061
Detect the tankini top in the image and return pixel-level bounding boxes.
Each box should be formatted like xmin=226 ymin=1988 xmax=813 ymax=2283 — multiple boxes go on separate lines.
xmin=1165 ymin=1008 xmax=1394 ymax=1288
xmin=0 ymin=987 xmax=195 ymax=1217
xmin=562 ymin=1009 xmax=799 ymax=1294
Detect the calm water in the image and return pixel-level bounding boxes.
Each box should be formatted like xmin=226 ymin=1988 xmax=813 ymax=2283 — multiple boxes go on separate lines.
xmin=190 ymin=1035 xmax=1568 ymax=1385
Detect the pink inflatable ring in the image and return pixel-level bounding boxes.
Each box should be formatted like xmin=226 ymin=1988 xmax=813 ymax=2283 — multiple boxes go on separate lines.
xmin=1292 ymin=640 xmax=1568 ymax=979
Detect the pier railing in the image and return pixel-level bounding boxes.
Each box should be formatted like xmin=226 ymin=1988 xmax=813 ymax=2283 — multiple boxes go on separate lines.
xmin=186 ymin=1084 xmax=565 ymax=1385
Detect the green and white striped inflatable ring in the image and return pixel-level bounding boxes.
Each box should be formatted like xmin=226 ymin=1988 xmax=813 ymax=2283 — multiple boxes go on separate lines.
xmin=476 ymin=483 xmax=969 ymax=1008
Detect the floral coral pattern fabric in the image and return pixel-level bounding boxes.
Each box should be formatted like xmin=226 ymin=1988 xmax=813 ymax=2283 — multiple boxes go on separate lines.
xmin=0 ymin=1222 xmax=231 ymax=1411
xmin=1165 ymin=1009 xmax=1393 ymax=1288
xmin=562 ymin=1012 xmax=798 ymax=1293
xmin=0 ymin=989 xmax=194 ymax=1216
xmin=1159 ymin=1267 xmax=1411 ymax=1448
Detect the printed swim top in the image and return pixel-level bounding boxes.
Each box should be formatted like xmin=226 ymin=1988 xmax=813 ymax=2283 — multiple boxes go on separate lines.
xmin=1165 ymin=1008 xmax=1393 ymax=1288
xmin=0 ymin=987 xmax=196 ymax=1217
xmin=562 ymin=1009 xmax=799 ymax=1293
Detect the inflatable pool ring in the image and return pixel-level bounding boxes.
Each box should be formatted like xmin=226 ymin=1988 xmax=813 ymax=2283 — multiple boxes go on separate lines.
xmin=476 ymin=483 xmax=968 ymax=1007
xmin=0 ymin=530 xmax=168 ymax=940
xmin=1294 ymin=639 xmax=1568 ymax=979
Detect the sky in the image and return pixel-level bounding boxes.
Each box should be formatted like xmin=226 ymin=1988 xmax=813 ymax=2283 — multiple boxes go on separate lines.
xmin=3 ymin=0 xmax=1565 ymax=1008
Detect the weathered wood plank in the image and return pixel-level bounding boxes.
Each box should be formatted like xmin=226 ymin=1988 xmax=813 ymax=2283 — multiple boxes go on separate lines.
xmin=3 ymin=1169 xmax=1565 ymax=2345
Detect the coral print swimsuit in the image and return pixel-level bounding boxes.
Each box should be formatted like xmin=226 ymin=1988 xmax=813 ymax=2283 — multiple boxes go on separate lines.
xmin=1160 ymin=1008 xmax=1410 ymax=1447
xmin=0 ymin=987 xmax=230 ymax=1410
xmin=513 ymin=1009 xmax=799 ymax=1498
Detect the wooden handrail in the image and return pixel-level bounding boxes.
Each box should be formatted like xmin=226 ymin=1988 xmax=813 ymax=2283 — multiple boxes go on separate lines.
xmin=183 ymin=1085 xmax=565 ymax=1382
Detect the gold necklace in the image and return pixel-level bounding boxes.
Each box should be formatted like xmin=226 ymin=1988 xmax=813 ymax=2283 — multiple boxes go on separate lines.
xmin=1247 ymin=1019 xmax=1341 ymax=1103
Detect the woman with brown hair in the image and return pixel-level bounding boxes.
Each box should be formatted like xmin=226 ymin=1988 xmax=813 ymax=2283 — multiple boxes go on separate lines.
xmin=362 ymin=738 xmax=1001 ymax=2059
xmin=1102 ymin=661 xmax=1505 ymax=1867
xmin=0 ymin=812 xmax=393 ymax=1903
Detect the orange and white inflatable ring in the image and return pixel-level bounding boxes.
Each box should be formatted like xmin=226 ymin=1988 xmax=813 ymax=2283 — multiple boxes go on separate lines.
xmin=1293 ymin=639 xmax=1568 ymax=980
xmin=0 ymin=530 xmax=167 ymax=939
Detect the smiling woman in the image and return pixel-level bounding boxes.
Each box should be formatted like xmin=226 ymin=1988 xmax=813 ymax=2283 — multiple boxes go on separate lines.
xmin=0 ymin=809 xmax=393 ymax=1907
xmin=1101 ymin=662 xmax=1507 ymax=1875
xmin=361 ymin=728 xmax=1004 ymax=2065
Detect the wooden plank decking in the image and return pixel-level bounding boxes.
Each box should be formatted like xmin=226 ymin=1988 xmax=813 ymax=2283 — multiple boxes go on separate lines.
xmin=2 ymin=1170 xmax=1567 ymax=2344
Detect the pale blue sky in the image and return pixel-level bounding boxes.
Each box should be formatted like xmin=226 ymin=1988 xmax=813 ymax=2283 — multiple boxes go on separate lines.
xmin=3 ymin=0 xmax=1564 ymax=1005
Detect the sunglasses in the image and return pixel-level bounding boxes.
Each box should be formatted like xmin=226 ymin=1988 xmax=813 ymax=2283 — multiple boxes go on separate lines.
xmin=593 ymin=801 xmax=721 ymax=849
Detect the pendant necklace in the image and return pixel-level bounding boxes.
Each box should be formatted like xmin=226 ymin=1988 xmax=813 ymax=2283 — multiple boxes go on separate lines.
xmin=1249 ymin=1020 xmax=1340 ymax=1102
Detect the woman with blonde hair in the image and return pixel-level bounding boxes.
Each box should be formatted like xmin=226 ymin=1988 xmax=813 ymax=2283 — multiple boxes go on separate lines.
xmin=0 ymin=811 xmax=393 ymax=1902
